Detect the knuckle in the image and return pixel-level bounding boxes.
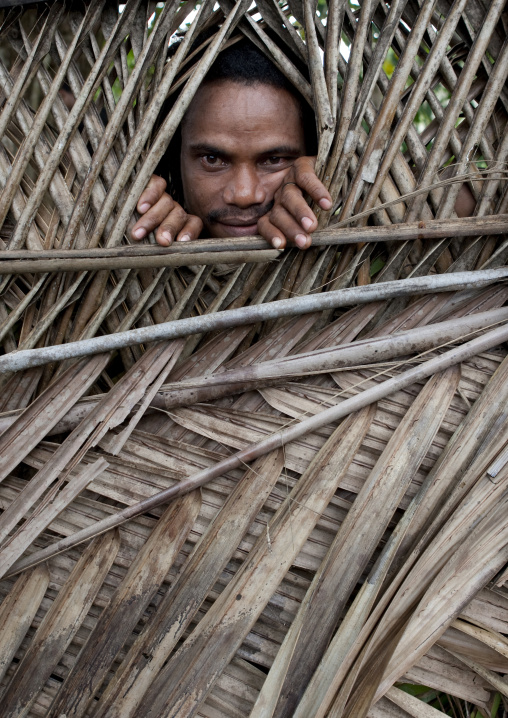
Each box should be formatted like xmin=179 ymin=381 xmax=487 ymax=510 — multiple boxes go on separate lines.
xmin=299 ymin=170 xmax=318 ymax=189
xmin=153 ymin=175 xmax=167 ymax=191
xmin=174 ymin=205 xmax=188 ymax=222
xmin=257 ymin=215 xmax=271 ymax=233
xmin=269 ymin=204 xmax=286 ymax=223
xmin=161 ymin=192 xmax=175 ymax=208
xmin=188 ymin=216 xmax=203 ymax=232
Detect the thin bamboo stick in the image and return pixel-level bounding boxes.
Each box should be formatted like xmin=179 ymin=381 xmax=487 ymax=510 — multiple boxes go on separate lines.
xmin=0 ymin=249 xmax=279 ymax=274
xmin=1 ymin=267 xmax=506 ymax=373
xmin=0 ymin=214 xmax=506 ymax=274
xmin=2 ymin=305 xmax=503 ymax=436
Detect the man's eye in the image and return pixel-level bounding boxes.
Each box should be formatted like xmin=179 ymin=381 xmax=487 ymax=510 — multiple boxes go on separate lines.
xmin=202 ymin=155 xmax=225 ymax=167
xmin=262 ymin=156 xmax=291 ymax=167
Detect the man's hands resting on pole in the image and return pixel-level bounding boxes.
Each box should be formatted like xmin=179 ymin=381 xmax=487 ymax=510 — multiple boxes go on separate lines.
xmin=131 ymin=157 xmax=332 ymax=250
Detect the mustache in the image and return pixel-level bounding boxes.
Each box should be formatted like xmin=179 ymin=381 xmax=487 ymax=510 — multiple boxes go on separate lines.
xmin=206 ymin=201 xmax=274 ymax=225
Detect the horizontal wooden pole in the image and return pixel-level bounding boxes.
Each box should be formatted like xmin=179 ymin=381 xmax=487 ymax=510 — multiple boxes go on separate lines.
xmin=0 ymin=215 xmax=506 ymax=274
xmin=0 ymin=267 xmax=507 ymax=374
xmin=0 ymin=249 xmax=279 ymax=274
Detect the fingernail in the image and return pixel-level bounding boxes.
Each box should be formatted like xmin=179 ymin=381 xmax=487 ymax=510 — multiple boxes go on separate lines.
xmin=272 ymin=237 xmax=282 ymax=249
xmin=139 ymin=202 xmax=151 ymax=213
xmin=133 ymin=227 xmax=146 ymax=239
xmin=301 ymin=216 xmax=313 ymax=231
xmin=295 ymin=234 xmax=308 ymax=249
xmin=177 ymin=234 xmax=191 ymax=242
xmin=161 ymin=230 xmax=172 ymax=244
xmin=319 ymin=198 xmax=332 ymax=210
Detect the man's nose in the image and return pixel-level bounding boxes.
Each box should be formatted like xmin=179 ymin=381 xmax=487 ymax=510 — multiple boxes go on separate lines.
xmin=223 ymin=165 xmax=266 ymax=207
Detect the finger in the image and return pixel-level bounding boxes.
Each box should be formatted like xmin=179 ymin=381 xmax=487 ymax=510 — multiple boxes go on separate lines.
xmin=265 ymin=204 xmax=312 ymax=249
xmin=136 ymin=175 xmax=167 ymax=214
xmin=175 ymin=215 xmax=203 ymax=243
xmin=279 ymin=183 xmax=319 ymax=234
xmin=154 ymin=204 xmax=189 ymax=246
xmin=293 ymin=157 xmax=332 ymax=210
xmin=131 ymin=194 xmax=175 ymax=241
xmin=258 ymin=215 xmax=286 ymax=250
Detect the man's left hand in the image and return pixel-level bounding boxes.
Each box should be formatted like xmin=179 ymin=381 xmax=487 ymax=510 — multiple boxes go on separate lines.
xmin=258 ymin=157 xmax=332 ymax=250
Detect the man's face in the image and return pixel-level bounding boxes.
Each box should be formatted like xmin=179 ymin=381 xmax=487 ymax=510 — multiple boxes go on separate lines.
xmin=180 ymin=80 xmax=306 ymax=238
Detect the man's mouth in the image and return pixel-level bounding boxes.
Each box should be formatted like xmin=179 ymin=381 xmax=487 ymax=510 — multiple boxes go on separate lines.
xmin=216 ymin=219 xmax=260 ymax=237
xmin=206 ymin=202 xmax=274 ymax=238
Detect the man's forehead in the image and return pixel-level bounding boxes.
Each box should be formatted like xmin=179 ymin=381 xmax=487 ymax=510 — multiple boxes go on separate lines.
xmin=181 ymin=80 xmax=305 ymax=151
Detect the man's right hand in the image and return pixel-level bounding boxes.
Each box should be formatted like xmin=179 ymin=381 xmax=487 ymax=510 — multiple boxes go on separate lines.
xmin=131 ymin=175 xmax=203 ymax=246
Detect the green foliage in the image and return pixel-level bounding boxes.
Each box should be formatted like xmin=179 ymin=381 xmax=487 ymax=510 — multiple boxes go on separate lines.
xmin=491 ymin=692 xmax=502 ymax=717
xmin=398 ymin=685 xmax=506 ymax=717
xmin=383 ymin=47 xmax=398 ymax=79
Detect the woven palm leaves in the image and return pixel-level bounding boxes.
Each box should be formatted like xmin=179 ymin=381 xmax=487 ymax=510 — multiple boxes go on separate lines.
xmin=0 ymin=0 xmax=508 ymax=716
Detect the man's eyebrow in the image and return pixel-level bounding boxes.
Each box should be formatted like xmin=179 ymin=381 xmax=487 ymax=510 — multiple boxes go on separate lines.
xmin=259 ymin=145 xmax=303 ymax=156
xmin=188 ymin=143 xmax=227 ymax=155
xmin=188 ymin=143 xmax=303 ymax=156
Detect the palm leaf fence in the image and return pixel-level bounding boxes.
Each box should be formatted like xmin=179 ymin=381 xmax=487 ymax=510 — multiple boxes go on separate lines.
xmin=0 ymin=0 xmax=507 ymax=716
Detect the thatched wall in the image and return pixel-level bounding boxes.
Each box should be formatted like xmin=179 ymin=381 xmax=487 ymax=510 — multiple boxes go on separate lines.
xmin=0 ymin=0 xmax=507 ymax=715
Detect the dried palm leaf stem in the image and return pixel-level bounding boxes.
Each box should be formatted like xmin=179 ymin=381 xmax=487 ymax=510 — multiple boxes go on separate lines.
xmin=0 ymin=564 xmax=49 ymax=686
xmin=345 ymin=0 xmax=471 ymax=227
xmin=61 ymin=0 xmax=186 ymax=250
xmin=0 ymin=273 xmax=47 ymax=344
xmin=406 ymin=0 xmax=507 ymax=222
xmin=304 ymin=354 xmax=508 ymax=717
xmin=1 ymin=267 xmax=506 ymax=374
xmin=0 ymin=59 xmax=87 ymax=250
xmin=6 ymin=0 xmax=141 ymax=252
xmin=477 ymin=137 xmax=508 ymax=217
xmin=323 ymin=0 xmax=345 ymax=118
xmin=254 ymin=366 xmax=460 ymax=718
xmin=236 ymin=13 xmax=313 ymax=106
xmin=436 ymin=38 xmax=508 ymax=219
xmin=7 ymin=319 xmax=508 ymax=578
xmin=320 ymin=0 xmax=403 ymax=197
xmin=0 ymin=214 xmax=506 ymax=275
xmin=0 ymin=529 xmax=121 ymax=718
xmin=0 ymin=4 xmax=63 ymax=146
xmin=0 ymin=2 xmax=101 ymax=233
xmin=444 ymin=648 xmax=508 ymax=697
xmin=304 ymin=0 xmax=336 ymax=174
xmin=328 ymin=0 xmax=441 ymax=223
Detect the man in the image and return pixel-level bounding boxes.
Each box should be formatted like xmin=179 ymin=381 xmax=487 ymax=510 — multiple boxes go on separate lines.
xmin=131 ymin=40 xmax=474 ymax=250
xmin=131 ymin=40 xmax=332 ymax=251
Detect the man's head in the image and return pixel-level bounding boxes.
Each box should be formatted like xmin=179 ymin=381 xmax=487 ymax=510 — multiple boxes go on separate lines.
xmin=167 ymin=40 xmax=315 ymax=238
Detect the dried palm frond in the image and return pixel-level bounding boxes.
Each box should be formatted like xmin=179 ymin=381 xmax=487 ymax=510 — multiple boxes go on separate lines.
xmin=0 ymin=0 xmax=507 ymax=716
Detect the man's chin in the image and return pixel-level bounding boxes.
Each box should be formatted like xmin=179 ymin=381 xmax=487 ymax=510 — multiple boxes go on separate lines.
xmin=210 ymin=222 xmax=259 ymax=238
